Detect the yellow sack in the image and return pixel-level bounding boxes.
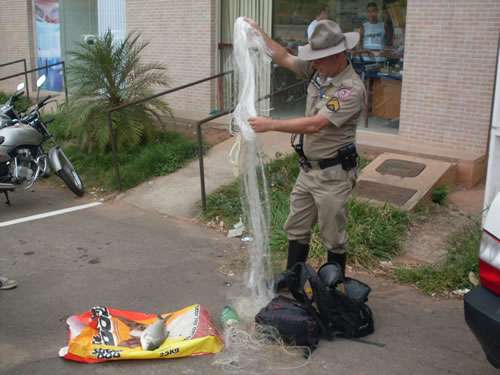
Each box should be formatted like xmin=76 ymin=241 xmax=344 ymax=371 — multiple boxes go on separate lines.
xmin=59 ymin=304 xmax=223 ymax=363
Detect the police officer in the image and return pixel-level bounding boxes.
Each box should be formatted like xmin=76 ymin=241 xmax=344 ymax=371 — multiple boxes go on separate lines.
xmin=245 ymin=19 xmax=365 ymax=289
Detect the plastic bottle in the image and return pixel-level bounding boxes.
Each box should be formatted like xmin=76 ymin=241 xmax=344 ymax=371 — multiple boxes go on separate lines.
xmin=220 ymin=305 xmax=240 ymax=328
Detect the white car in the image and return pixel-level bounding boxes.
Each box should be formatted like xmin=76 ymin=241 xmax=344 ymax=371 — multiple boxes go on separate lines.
xmin=464 ymin=192 xmax=500 ymax=368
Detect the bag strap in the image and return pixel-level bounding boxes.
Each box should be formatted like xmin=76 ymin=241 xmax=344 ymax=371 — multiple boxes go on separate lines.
xmin=290 ymin=69 xmax=317 ymax=166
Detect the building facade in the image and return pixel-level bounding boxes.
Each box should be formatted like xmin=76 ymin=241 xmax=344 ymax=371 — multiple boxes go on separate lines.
xmin=1 ymin=0 xmax=499 ymax=186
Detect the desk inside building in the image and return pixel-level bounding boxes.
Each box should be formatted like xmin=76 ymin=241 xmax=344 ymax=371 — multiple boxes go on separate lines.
xmin=370 ymin=76 xmax=402 ymax=119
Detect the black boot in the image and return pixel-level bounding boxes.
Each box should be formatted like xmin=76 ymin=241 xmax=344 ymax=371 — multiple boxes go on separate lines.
xmin=274 ymin=240 xmax=309 ymax=292
xmin=327 ymin=251 xmax=347 ymax=277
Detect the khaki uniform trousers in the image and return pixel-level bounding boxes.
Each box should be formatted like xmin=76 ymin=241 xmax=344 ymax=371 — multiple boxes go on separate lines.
xmin=284 ymin=164 xmax=357 ymax=254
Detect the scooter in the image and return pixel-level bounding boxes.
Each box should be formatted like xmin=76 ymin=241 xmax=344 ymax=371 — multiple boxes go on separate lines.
xmin=0 ymin=75 xmax=85 ymax=204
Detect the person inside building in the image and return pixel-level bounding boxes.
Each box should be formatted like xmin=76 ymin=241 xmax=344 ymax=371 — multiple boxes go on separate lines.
xmin=307 ymin=4 xmax=329 ymax=39
xmin=359 ymin=2 xmax=393 ymax=52
xmin=244 ymin=18 xmax=365 ymax=290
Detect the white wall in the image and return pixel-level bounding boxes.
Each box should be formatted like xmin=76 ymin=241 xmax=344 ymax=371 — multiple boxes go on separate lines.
xmin=484 ymin=40 xmax=500 ymax=212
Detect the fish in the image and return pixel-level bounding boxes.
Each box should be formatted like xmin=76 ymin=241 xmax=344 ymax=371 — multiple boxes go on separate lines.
xmin=140 ymin=315 xmax=169 ymax=351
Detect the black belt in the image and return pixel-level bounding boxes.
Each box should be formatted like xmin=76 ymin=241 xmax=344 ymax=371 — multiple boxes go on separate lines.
xmin=317 ymin=157 xmax=342 ymax=169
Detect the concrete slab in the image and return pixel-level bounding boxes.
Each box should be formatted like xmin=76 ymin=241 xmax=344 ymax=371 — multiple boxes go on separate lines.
xmin=120 ymin=132 xmax=293 ymax=218
xmin=354 ymin=152 xmax=456 ymax=210
xmin=357 ymin=130 xmax=486 ymax=188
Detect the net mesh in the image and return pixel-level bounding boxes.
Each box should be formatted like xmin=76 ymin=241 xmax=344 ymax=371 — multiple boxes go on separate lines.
xmin=213 ymin=17 xmax=311 ymax=374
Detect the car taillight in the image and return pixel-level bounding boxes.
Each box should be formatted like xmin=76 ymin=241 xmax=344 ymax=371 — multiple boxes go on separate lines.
xmin=479 ymin=230 xmax=500 ymax=296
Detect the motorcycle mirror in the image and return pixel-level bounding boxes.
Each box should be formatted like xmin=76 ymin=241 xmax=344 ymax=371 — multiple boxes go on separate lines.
xmin=16 ymin=82 xmax=25 ymax=93
xmin=36 ymin=75 xmax=47 ymax=102
xmin=36 ymin=75 xmax=47 ymax=88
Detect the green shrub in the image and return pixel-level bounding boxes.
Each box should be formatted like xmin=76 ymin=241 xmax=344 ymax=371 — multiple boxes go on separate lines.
xmin=0 ymin=91 xmax=32 ymax=113
xmin=47 ymin=108 xmax=73 ymax=142
xmin=431 ymin=185 xmax=449 ymax=205
xmin=346 ymin=200 xmax=410 ymax=267
xmin=205 ymin=181 xmax=242 ymax=226
xmin=66 ymin=30 xmax=171 ymax=152
xmin=65 ymin=132 xmax=197 ymax=190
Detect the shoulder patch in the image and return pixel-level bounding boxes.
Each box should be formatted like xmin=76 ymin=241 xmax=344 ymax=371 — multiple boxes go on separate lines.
xmin=326 ymin=97 xmax=341 ymax=112
xmin=335 ymin=88 xmax=352 ymax=101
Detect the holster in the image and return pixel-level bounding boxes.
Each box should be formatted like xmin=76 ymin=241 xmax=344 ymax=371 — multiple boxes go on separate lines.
xmin=337 ymin=144 xmax=358 ymax=171
xmin=291 ymin=134 xmax=311 ymax=171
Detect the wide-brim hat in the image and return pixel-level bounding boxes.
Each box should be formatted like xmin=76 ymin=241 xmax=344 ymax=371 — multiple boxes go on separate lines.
xmin=298 ymin=20 xmax=359 ymax=61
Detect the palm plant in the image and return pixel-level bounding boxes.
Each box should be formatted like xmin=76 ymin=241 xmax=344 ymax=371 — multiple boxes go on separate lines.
xmin=66 ymin=30 xmax=171 ymax=152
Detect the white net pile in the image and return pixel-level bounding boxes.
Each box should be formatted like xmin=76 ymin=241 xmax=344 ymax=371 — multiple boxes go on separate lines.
xmin=214 ymin=325 xmax=311 ymax=375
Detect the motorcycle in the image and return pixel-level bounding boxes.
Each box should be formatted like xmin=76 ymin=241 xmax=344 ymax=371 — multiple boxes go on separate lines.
xmin=0 ymin=75 xmax=85 ymax=204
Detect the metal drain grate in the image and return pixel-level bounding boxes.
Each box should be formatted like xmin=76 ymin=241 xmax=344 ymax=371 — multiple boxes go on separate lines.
xmin=376 ymin=159 xmax=426 ymax=178
xmin=354 ymin=180 xmax=417 ymax=207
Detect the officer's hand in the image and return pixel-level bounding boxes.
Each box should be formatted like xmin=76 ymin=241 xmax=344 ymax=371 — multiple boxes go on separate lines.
xmin=249 ymin=116 xmax=273 ymax=133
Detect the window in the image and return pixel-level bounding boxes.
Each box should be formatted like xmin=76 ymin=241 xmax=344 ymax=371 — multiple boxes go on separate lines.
xmin=35 ymin=0 xmax=63 ymax=91
xmin=35 ymin=0 xmax=126 ymax=92
xmin=272 ymin=0 xmax=407 ymax=133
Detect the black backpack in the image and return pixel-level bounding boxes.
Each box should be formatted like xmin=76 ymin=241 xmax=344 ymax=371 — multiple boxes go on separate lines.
xmin=287 ymin=262 xmax=375 ymax=340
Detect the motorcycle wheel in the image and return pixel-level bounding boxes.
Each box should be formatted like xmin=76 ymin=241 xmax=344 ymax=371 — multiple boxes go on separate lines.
xmin=55 ymin=151 xmax=85 ymax=197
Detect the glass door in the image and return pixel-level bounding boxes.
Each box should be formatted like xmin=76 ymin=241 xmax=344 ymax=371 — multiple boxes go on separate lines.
xmin=59 ymin=0 xmax=98 ymax=64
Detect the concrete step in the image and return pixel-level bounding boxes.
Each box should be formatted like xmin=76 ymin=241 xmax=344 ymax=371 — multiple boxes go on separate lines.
xmin=354 ymin=152 xmax=456 ymax=211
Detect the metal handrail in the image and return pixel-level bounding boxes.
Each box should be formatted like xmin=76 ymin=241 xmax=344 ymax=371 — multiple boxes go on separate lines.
xmin=106 ymin=70 xmax=234 ymax=190
xmin=0 ymin=58 xmax=29 ymax=99
xmin=108 ymin=71 xmax=233 ymax=114
xmin=104 ymin=66 xmax=306 ymax=207
xmin=196 ymin=79 xmax=307 ymax=211
xmin=0 ymin=59 xmax=26 ymax=68
xmin=0 ymin=61 xmax=69 ymax=103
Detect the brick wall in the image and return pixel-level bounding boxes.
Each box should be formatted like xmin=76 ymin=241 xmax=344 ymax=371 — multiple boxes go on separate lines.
xmin=0 ymin=0 xmax=35 ymax=93
xmin=400 ymin=0 xmax=500 ymax=155
xmin=127 ymin=0 xmax=218 ymax=120
xmin=3 ymin=1 xmax=498 ymax=156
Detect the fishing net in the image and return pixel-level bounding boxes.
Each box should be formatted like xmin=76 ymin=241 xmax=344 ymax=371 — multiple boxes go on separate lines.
xmin=214 ymin=17 xmax=311 ymax=374
xmin=214 ymin=324 xmax=311 ymax=375
xmin=229 ymin=17 xmax=274 ymax=315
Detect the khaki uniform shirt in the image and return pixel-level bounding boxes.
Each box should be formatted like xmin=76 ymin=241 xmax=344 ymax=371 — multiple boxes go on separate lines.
xmin=293 ymin=59 xmax=366 ymax=160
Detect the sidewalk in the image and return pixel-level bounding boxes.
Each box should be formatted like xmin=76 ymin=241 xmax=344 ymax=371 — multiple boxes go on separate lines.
xmin=120 ymin=131 xmax=292 ymax=218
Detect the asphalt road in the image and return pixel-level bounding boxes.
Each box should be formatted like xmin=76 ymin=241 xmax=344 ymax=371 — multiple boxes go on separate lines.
xmin=0 ymin=180 xmax=96 ymax=223
xmin=0 ymin=184 xmax=496 ymax=374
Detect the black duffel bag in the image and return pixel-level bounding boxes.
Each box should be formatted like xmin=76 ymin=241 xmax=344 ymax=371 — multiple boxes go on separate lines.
xmin=255 ymin=295 xmax=321 ymax=351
